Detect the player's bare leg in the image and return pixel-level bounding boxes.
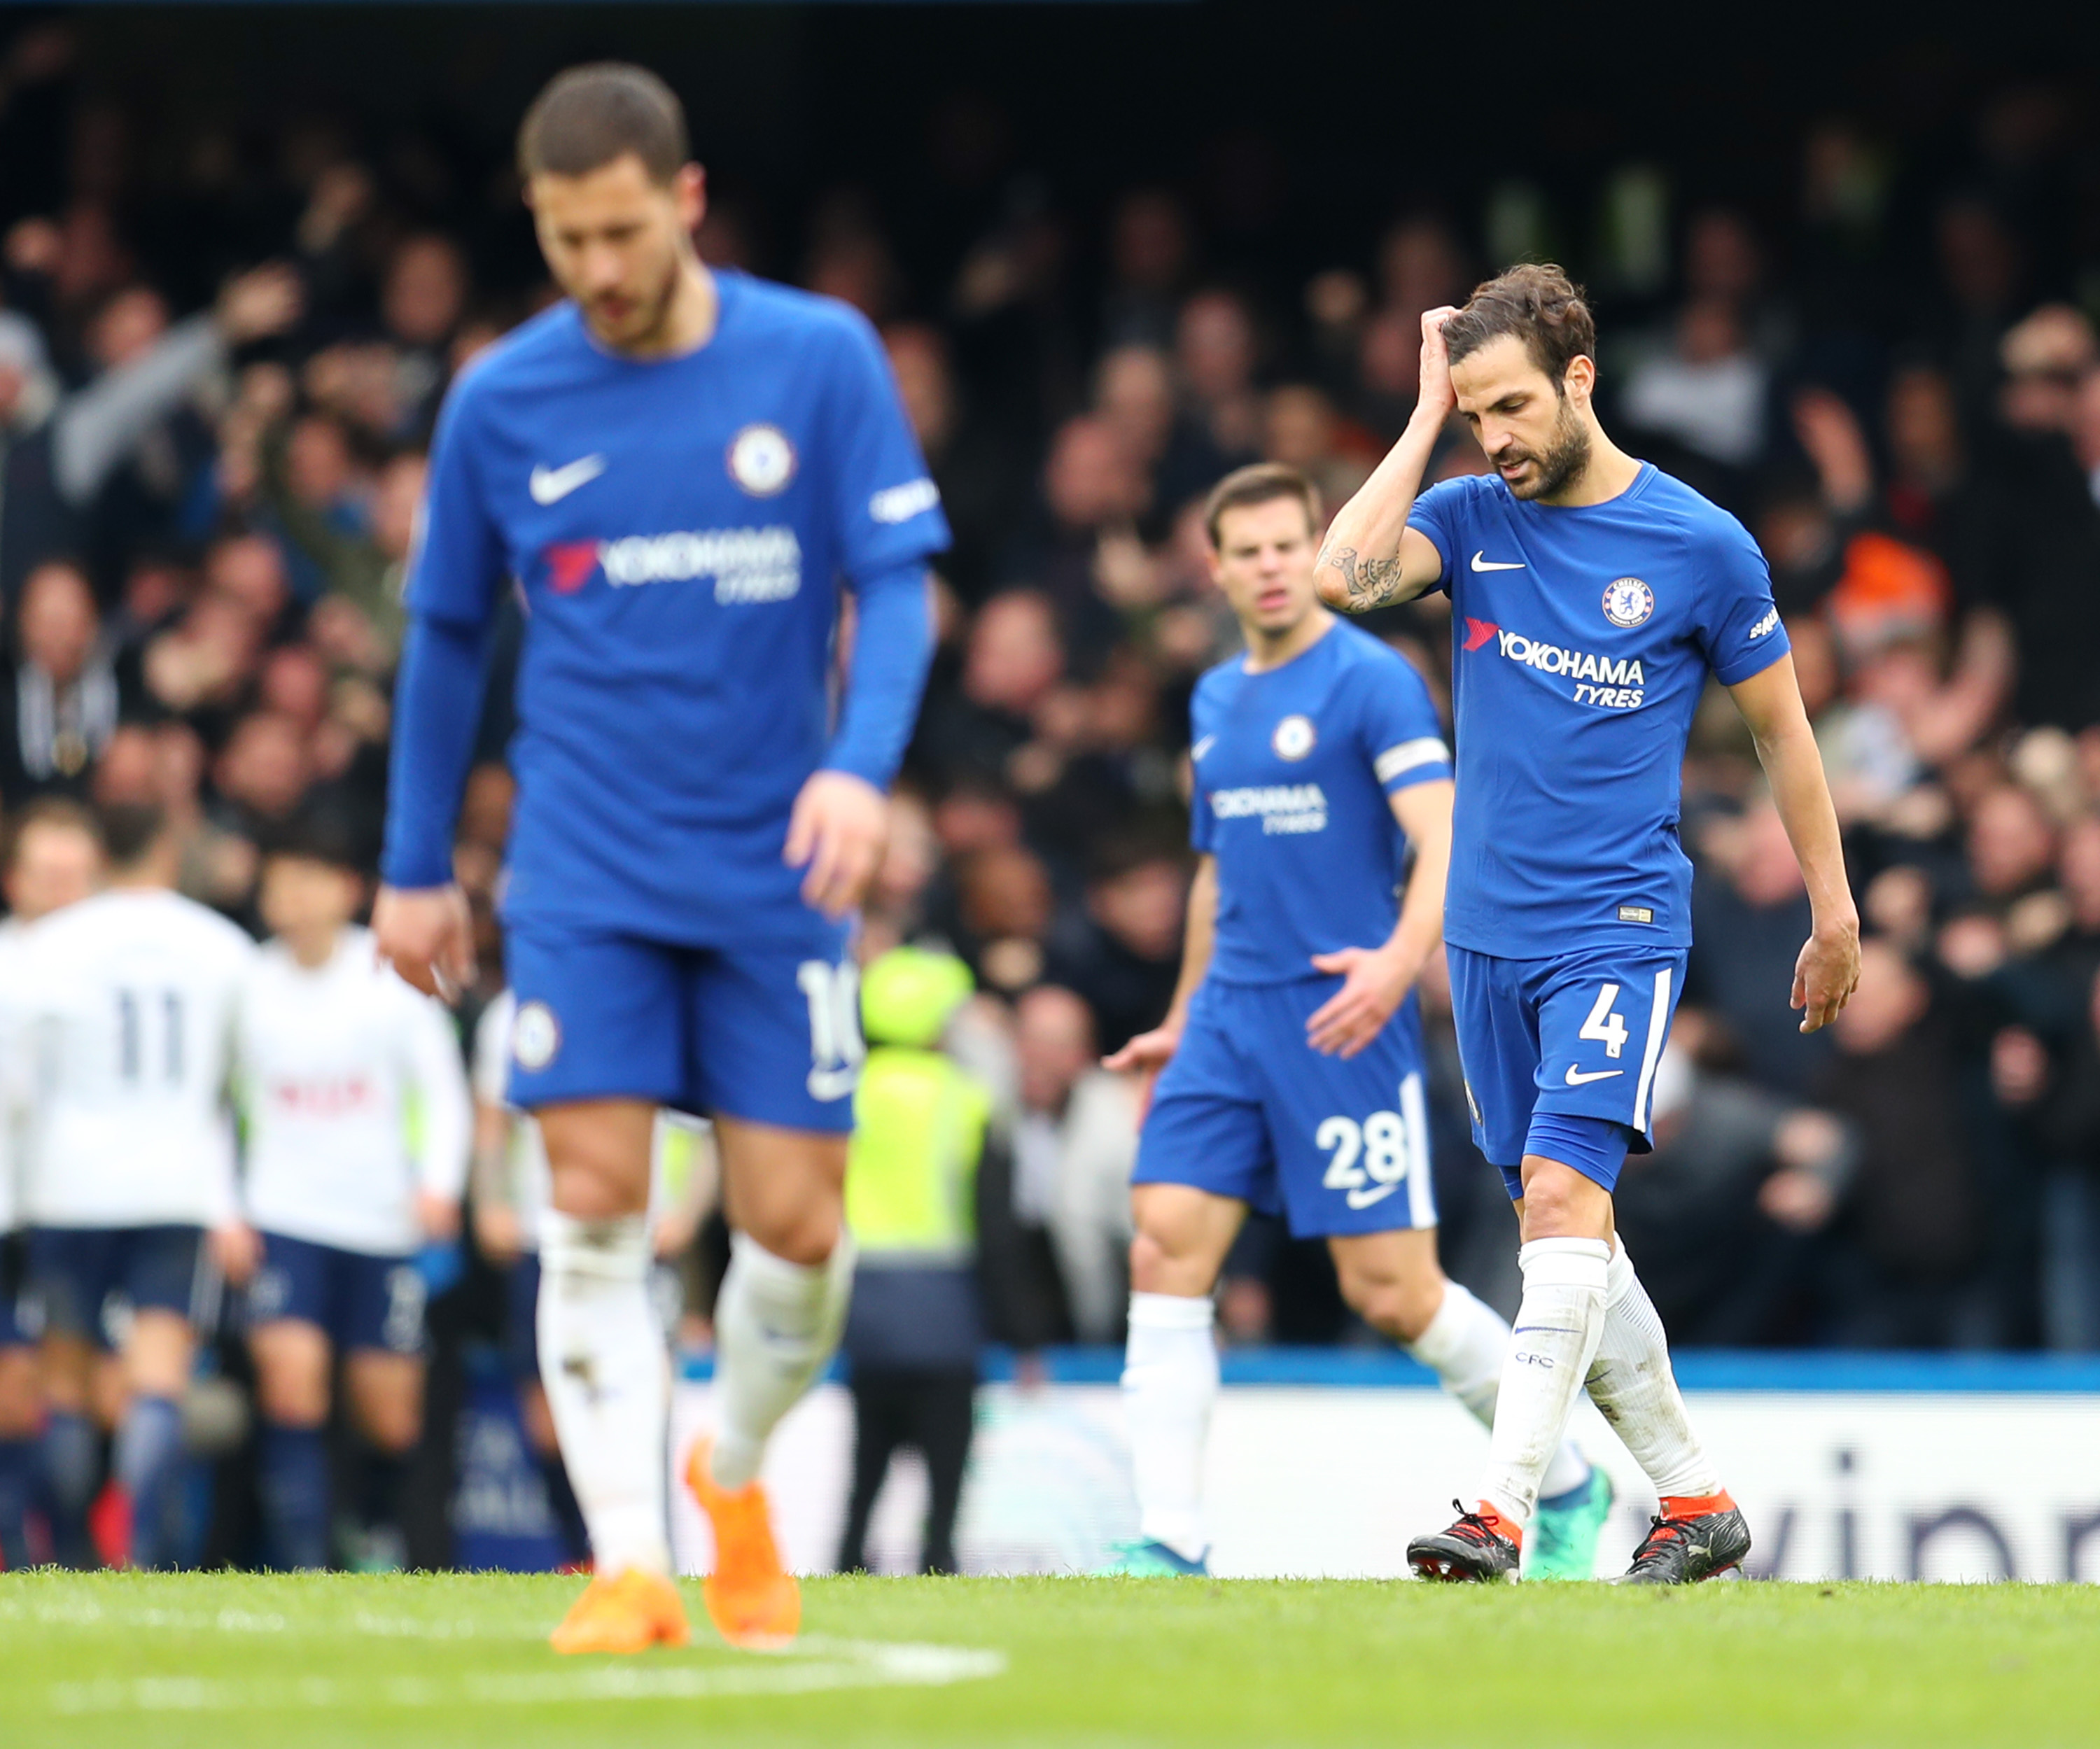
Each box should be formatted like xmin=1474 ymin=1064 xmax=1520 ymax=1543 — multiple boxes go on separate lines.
xmin=538 ymin=1099 xmax=689 ymax=1655
xmin=1107 ymin=1183 xmax=1242 ymax=1574
xmin=686 ymin=1116 xmax=852 ymax=1647
xmin=251 ymin=1318 xmax=334 ymax=1569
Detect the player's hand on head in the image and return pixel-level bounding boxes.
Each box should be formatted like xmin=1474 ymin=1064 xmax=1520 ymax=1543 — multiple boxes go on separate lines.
xmin=210 ymin=1222 xmax=262 ymax=1288
xmin=785 ymin=769 xmax=888 ymax=920
xmin=1417 ymin=305 xmax=1462 ymax=420
xmin=372 ymin=883 xmax=477 ymax=1004
xmin=1306 ymin=946 xmax=1413 ymax=1058
xmin=1791 ymin=918 xmax=1861 ymax=1034
xmin=415 ymin=1190 xmax=461 ymax=1244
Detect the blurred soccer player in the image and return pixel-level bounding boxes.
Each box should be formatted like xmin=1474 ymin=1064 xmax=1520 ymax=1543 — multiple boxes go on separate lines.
xmin=0 ymin=801 xmax=104 ymax=1567
xmin=1100 ymin=465 xmax=1606 ymax=1579
xmin=227 ymin=817 xmax=469 ymax=1571
xmin=11 ymin=803 xmax=255 ymax=1568
xmin=1316 ymin=267 xmax=1859 ymax=1582
xmin=374 ymin=64 xmax=946 ymax=1650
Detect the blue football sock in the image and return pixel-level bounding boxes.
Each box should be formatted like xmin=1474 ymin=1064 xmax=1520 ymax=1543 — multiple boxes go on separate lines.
xmin=113 ymin=1395 xmax=186 ymax=1570
xmin=41 ymin=1410 xmax=100 ymax=1568
xmin=0 ymin=1437 xmax=36 ymax=1569
xmin=260 ymin=1424 xmax=331 ymax=1571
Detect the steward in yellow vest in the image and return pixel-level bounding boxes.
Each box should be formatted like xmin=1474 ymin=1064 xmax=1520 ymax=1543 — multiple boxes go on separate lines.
xmin=837 ymin=947 xmax=991 ymax=1575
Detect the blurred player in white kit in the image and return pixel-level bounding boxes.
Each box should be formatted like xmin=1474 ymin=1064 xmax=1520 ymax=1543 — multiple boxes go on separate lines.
xmin=225 ymin=815 xmax=470 ymax=1570
xmin=8 ymin=803 xmax=253 ymax=1568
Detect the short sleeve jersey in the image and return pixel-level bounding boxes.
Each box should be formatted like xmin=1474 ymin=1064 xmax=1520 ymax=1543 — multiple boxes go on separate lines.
xmin=408 ymin=272 xmax=950 ymax=948
xmin=12 ymin=889 xmax=255 ymax=1228
xmin=1406 ymin=463 xmax=1788 ymax=957
xmin=1190 ymin=622 xmax=1451 ymax=985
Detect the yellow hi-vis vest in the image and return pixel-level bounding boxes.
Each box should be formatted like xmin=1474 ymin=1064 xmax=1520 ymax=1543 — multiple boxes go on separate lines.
xmin=845 ymin=1045 xmax=990 ymax=1265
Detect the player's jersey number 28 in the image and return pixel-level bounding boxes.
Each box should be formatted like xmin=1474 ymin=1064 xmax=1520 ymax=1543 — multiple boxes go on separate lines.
xmin=1318 ymin=1108 xmax=1413 ymax=1211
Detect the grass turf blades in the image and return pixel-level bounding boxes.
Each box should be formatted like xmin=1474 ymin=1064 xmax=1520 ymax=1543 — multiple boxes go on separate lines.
xmin=1 ymin=1570 xmax=2092 ymax=1749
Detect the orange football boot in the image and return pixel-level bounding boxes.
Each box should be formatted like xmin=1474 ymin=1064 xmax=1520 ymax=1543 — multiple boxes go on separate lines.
xmin=685 ymin=1439 xmax=801 ymax=1648
xmin=548 ymin=1567 xmax=692 ymax=1655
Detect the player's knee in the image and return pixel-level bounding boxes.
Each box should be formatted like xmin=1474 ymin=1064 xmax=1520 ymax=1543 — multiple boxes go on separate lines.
xmin=257 ymin=1367 xmax=329 ymax=1430
xmin=362 ymin=1397 xmax=422 ymax=1456
xmin=1516 ymin=1158 xmax=1611 ymax=1240
xmin=1128 ymin=1228 xmax=1215 ymax=1298
xmin=741 ymin=1202 xmax=842 ymax=1269
xmin=1336 ymin=1265 xmax=1442 ymax=1344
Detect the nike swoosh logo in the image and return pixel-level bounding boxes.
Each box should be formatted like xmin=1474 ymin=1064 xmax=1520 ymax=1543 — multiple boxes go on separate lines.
xmin=1471 ymin=551 xmax=1526 ymax=572
xmin=529 ymin=454 xmax=608 ymax=505
xmin=1191 ymin=735 xmax=1216 ymax=762
xmin=1345 ymin=1181 xmax=1399 ymax=1210
xmin=1564 ymin=1066 xmax=1624 ymax=1086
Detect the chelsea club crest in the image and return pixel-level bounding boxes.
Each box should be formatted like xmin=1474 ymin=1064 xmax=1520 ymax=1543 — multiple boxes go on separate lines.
xmin=727 ymin=423 xmax=797 ymax=497
xmin=1271 ymin=714 xmax=1317 ymax=760
xmin=1602 ymin=577 xmax=1655 ymax=628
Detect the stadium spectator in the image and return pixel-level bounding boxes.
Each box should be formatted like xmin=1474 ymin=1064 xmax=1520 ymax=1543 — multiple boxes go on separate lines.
xmin=1001 ymin=983 xmax=1138 ymax=1344
xmin=1 ymin=557 xmax=127 ymax=803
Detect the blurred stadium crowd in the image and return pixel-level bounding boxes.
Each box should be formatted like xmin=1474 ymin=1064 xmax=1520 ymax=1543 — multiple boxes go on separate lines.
xmin=4 ymin=14 xmax=2100 ymax=1473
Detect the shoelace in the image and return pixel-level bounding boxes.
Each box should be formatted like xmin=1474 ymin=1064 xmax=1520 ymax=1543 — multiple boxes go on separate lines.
xmin=1630 ymin=1514 xmax=1693 ymax=1564
xmin=1445 ymin=1500 xmax=1509 ymax=1549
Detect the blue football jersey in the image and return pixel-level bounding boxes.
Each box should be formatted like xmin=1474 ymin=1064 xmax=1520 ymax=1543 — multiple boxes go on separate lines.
xmin=1406 ymin=463 xmax=1788 ymax=958
xmin=1190 ymin=621 xmax=1451 ymax=985
xmin=407 ymin=272 xmax=948 ymax=947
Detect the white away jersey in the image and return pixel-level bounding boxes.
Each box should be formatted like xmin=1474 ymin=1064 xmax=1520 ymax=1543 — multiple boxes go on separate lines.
xmin=236 ymin=927 xmax=471 ymax=1256
xmin=11 ymin=889 xmax=255 ymax=1228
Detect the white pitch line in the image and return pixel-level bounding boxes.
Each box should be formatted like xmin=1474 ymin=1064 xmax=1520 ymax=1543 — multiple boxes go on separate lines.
xmin=40 ymin=1639 xmax=1007 ymax=1715
xmin=1 ymin=1597 xmax=1007 ymax=1713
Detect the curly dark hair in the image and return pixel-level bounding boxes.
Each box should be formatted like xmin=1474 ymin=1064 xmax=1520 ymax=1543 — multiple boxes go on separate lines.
xmin=1440 ymin=262 xmax=1597 ymax=391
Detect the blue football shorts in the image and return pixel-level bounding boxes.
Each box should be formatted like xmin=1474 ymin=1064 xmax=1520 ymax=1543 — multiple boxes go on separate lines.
xmin=1133 ymin=976 xmax=1438 ymax=1239
xmin=502 ymin=919 xmax=861 ymax=1135
xmin=246 ymin=1232 xmax=428 ymax=1357
xmin=26 ymin=1225 xmax=205 ymax=1347
xmin=1445 ymin=941 xmax=1689 ymax=1199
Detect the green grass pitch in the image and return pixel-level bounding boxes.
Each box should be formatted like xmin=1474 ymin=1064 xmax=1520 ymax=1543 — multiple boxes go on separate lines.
xmin=1 ymin=1571 xmax=2094 ymax=1748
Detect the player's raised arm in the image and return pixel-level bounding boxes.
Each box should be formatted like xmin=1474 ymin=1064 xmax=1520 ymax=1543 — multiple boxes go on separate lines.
xmin=1313 ymin=307 xmax=1460 ymax=613
xmin=1727 ymin=654 xmax=1861 ymax=1032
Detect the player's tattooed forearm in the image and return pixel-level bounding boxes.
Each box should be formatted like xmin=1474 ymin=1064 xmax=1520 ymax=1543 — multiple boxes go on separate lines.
xmin=1323 ymin=546 xmax=1407 ymax=610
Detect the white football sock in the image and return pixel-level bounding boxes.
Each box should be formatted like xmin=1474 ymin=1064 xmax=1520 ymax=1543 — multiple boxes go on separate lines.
xmin=1478 ymin=1237 xmax=1610 ymax=1526
xmin=536 ymin=1211 xmax=671 ymax=1575
xmin=1406 ymin=1278 xmax=1591 ymax=1501
xmin=708 ymin=1230 xmax=855 ymax=1491
xmin=1586 ymin=1239 xmax=1720 ymax=1500
xmin=1121 ymin=1292 xmax=1218 ymax=1563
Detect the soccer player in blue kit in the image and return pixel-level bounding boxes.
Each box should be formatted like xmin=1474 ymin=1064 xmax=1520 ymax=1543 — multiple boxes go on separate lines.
xmin=1102 ymin=463 xmax=1607 ymax=1579
xmin=1315 ymin=265 xmax=1860 ymax=1582
xmin=374 ymin=65 xmax=946 ymax=1650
